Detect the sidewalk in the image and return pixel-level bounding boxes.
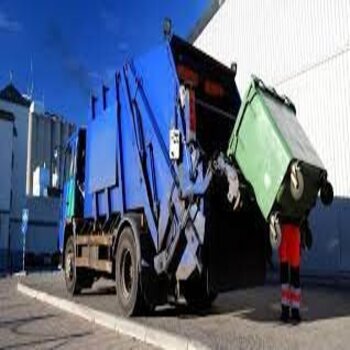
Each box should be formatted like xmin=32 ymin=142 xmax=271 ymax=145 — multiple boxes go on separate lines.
xmin=0 ymin=276 xmax=157 ymax=350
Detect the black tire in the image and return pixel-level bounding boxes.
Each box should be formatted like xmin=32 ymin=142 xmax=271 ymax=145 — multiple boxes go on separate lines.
xmin=115 ymin=226 xmax=144 ymax=316
xmin=64 ymin=236 xmax=94 ymax=295
xmin=320 ymin=181 xmax=334 ymax=206
xmin=64 ymin=236 xmax=80 ymax=295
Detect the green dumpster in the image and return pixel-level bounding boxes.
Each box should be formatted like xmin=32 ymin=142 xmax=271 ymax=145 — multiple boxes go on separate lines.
xmin=227 ymin=76 xmax=333 ymax=248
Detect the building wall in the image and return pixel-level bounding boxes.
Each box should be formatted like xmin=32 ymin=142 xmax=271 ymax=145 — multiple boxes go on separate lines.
xmin=25 ymin=197 xmax=60 ymax=253
xmin=27 ymin=109 xmax=75 ymax=195
xmin=0 ymin=100 xmax=29 ymax=271
xmin=9 ymin=197 xmax=60 ymax=266
xmin=0 ymin=117 xmax=14 ymax=271
xmin=0 ymin=118 xmax=14 ymax=212
xmin=0 ymin=100 xmax=29 ymax=219
xmin=195 ymin=0 xmax=350 ymax=275
xmin=0 ymin=96 xmax=75 ymax=271
xmin=0 ymin=214 xmax=10 ymax=271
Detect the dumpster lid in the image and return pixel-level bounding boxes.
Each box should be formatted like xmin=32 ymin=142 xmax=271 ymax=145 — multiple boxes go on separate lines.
xmin=258 ymin=82 xmax=325 ymax=170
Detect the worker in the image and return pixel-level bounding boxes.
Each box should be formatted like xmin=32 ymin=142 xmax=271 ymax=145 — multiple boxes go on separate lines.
xmin=279 ymin=222 xmax=302 ymax=323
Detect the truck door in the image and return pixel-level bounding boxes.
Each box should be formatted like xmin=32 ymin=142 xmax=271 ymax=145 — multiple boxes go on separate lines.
xmin=62 ymin=129 xmax=86 ymax=221
xmin=63 ymin=137 xmax=77 ymax=221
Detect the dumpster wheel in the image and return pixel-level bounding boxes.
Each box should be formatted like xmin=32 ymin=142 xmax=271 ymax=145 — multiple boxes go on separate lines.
xmin=320 ymin=180 xmax=334 ymax=206
xmin=290 ymin=162 xmax=304 ymax=201
xmin=269 ymin=213 xmax=282 ymax=250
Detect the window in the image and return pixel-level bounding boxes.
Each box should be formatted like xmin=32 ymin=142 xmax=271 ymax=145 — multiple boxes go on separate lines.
xmin=64 ymin=145 xmax=74 ymax=181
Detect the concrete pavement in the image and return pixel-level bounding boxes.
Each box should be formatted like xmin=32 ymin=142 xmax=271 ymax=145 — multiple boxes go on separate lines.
xmin=0 ymin=276 xmax=157 ymax=349
xmin=16 ymin=271 xmax=350 ymax=350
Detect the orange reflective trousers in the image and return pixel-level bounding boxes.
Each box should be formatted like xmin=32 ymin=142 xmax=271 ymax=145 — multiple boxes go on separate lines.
xmin=279 ymin=224 xmax=301 ymax=310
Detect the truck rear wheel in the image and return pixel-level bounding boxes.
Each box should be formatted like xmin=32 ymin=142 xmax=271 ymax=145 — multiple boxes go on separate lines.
xmin=115 ymin=226 xmax=144 ymax=316
xmin=64 ymin=236 xmax=94 ymax=295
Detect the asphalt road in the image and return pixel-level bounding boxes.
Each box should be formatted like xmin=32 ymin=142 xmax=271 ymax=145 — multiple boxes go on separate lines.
xmin=18 ymin=271 xmax=350 ymax=350
xmin=0 ymin=276 xmax=156 ymax=350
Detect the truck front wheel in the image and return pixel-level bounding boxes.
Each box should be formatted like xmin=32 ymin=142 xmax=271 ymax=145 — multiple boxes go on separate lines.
xmin=64 ymin=236 xmax=94 ymax=295
xmin=115 ymin=226 xmax=144 ymax=316
xmin=64 ymin=236 xmax=81 ymax=295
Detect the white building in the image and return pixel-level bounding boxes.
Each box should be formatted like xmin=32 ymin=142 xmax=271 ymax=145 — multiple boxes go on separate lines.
xmin=0 ymin=83 xmax=75 ymax=272
xmin=192 ymin=0 xmax=350 ymax=276
xmin=0 ymin=110 xmax=15 ymax=270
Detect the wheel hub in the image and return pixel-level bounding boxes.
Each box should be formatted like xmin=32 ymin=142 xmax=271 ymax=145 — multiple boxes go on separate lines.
xmin=269 ymin=213 xmax=282 ymax=249
xmin=65 ymin=252 xmax=74 ymax=281
xmin=121 ymin=249 xmax=133 ymax=299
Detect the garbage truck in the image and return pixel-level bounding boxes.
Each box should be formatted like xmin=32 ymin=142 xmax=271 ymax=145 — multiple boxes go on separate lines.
xmin=58 ymin=34 xmax=270 ymax=316
xmin=59 ymin=32 xmax=335 ymax=315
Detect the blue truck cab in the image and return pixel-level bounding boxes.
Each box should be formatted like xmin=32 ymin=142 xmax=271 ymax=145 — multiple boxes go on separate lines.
xmin=59 ymin=129 xmax=86 ymax=250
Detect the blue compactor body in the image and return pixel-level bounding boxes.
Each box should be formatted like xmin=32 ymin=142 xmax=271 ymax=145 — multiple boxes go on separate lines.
xmin=58 ymin=35 xmax=269 ymax=316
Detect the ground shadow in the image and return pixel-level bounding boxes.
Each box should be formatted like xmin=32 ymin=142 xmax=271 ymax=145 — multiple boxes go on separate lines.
xmin=141 ymin=279 xmax=350 ymax=324
xmin=79 ymin=285 xmax=115 ymax=297
xmin=21 ymin=262 xmax=350 ymax=324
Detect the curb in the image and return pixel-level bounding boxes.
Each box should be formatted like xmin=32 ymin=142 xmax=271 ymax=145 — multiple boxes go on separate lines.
xmin=17 ymin=283 xmax=210 ymax=350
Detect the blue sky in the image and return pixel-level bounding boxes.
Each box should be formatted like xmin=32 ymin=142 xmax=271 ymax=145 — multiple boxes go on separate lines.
xmin=0 ymin=0 xmax=211 ymax=124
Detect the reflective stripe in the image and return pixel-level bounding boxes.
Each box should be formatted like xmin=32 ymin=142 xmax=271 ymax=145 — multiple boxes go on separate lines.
xmin=281 ymin=297 xmax=290 ymax=306
xmin=291 ymin=299 xmax=300 ymax=308
xmin=290 ymin=287 xmax=301 ymax=308
xmin=281 ymin=284 xmax=290 ymax=306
